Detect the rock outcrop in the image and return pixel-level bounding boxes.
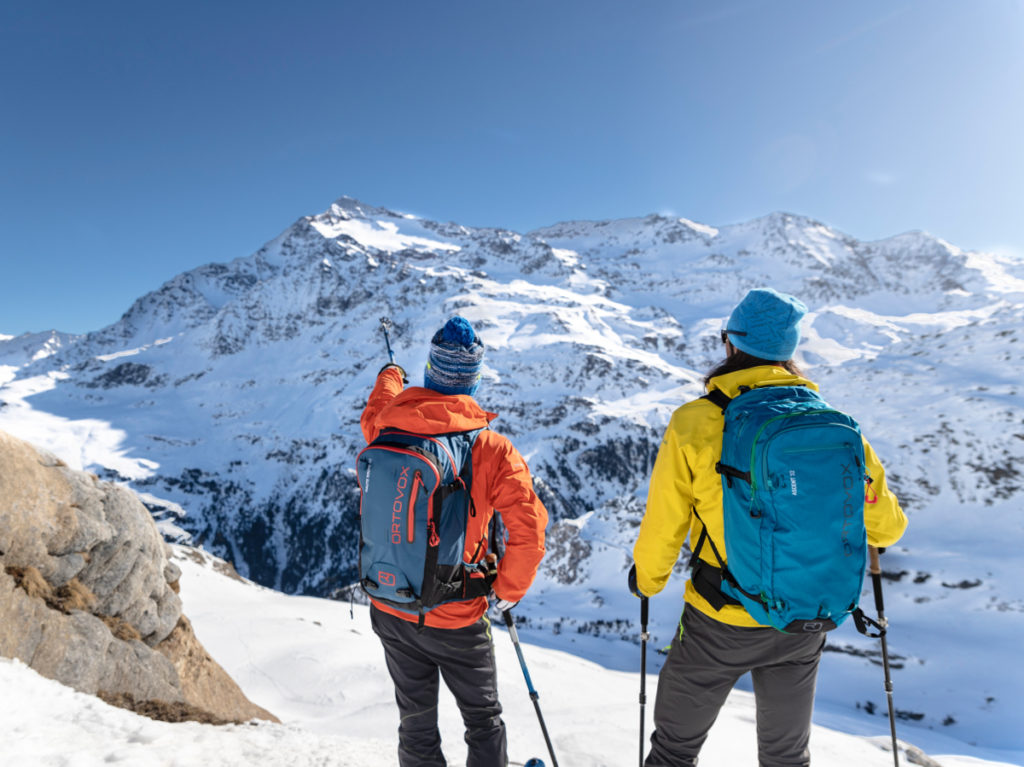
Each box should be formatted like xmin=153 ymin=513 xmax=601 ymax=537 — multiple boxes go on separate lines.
xmin=0 ymin=429 xmax=277 ymax=724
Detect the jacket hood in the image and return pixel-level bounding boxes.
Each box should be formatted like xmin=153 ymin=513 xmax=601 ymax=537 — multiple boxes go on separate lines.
xmin=707 ymin=366 xmax=819 ymax=398
xmin=374 ymin=386 xmax=497 ymax=435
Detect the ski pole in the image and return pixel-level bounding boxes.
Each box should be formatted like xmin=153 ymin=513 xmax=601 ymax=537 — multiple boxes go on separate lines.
xmin=869 ymin=546 xmax=900 ymax=767
xmin=379 ymin=316 xmax=396 ymax=364
xmin=639 ymin=596 xmax=649 ymax=767
xmin=503 ymin=610 xmax=559 ymax=767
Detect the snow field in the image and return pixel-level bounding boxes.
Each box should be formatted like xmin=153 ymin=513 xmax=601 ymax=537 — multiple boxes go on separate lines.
xmin=2 ymin=545 xmax=1019 ymax=766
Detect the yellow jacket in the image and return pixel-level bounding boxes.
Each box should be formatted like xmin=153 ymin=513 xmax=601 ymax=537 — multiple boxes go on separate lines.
xmin=633 ymin=366 xmax=908 ymax=627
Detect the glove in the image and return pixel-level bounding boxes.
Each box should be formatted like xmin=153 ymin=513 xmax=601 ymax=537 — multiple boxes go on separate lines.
xmin=378 ymin=363 xmax=408 ymax=383
xmin=627 ymin=563 xmax=645 ymax=599
xmin=489 ymin=589 xmax=518 ymax=612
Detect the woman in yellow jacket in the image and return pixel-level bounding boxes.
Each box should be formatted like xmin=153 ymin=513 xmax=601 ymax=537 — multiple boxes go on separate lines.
xmin=631 ymin=288 xmax=907 ymax=767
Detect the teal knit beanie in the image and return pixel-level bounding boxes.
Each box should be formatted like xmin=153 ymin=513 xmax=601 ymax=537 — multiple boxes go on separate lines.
xmin=724 ymin=288 xmax=807 ymax=360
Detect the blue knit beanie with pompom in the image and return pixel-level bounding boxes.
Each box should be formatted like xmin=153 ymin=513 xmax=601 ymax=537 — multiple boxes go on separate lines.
xmin=424 ymin=316 xmax=485 ymax=396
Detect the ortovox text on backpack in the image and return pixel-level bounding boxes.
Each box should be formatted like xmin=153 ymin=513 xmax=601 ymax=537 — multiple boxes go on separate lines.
xmin=356 ymin=427 xmax=495 ymax=626
xmin=692 ymin=385 xmax=872 ymax=633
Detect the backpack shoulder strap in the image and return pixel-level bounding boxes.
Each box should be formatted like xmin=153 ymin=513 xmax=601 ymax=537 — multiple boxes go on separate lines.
xmin=701 ymin=389 xmax=755 ymax=487
xmin=688 ymin=507 xmax=741 ymax=610
xmin=701 ymin=388 xmax=732 ymax=412
xmin=690 ymin=505 xmax=767 ymax=611
xmin=690 ymin=506 xmax=726 ymax=569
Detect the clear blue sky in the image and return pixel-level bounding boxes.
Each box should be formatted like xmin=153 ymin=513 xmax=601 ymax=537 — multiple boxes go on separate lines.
xmin=2 ymin=1 xmax=1022 ymax=335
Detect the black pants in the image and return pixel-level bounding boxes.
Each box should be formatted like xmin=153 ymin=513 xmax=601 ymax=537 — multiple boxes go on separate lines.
xmin=371 ymin=606 xmax=507 ymax=767
xmin=646 ymin=607 xmax=825 ymax=767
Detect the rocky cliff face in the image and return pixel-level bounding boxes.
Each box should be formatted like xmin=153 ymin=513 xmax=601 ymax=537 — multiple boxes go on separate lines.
xmin=0 ymin=429 xmax=276 ymax=724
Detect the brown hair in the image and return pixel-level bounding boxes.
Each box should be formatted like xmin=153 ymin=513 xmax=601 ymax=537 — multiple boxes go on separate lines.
xmin=703 ymin=349 xmax=804 ymax=388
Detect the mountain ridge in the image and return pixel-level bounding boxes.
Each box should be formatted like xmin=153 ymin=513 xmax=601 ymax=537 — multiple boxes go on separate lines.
xmin=1 ymin=196 xmax=1022 ymax=753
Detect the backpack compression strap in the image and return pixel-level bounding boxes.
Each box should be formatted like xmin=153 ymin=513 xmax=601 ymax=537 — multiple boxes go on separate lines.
xmin=689 ymin=508 xmax=767 ymax=612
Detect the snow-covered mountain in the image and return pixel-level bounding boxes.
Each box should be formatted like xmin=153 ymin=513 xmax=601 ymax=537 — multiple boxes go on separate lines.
xmin=1 ymin=196 xmax=1023 ymax=763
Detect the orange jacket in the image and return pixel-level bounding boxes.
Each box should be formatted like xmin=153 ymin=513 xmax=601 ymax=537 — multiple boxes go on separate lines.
xmin=360 ymin=366 xmax=548 ymax=629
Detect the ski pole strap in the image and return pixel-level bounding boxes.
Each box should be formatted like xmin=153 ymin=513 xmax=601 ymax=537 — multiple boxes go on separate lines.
xmin=852 ymin=607 xmax=886 ymax=638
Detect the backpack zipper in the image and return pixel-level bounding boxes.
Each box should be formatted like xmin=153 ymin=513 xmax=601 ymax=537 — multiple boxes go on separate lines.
xmin=748 ymin=410 xmax=853 ymax=490
xmin=780 ymin=443 xmax=856 ymax=454
xmin=408 ymin=470 xmax=423 ymax=543
xmin=378 ymin=428 xmax=459 ymax=475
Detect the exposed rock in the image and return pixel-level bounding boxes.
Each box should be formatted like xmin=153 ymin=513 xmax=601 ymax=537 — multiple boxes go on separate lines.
xmin=904 ymin=742 xmax=945 ymax=767
xmin=156 ymin=615 xmax=277 ymax=724
xmin=540 ymin=521 xmax=593 ymax=585
xmin=0 ymin=429 xmax=277 ymax=724
xmin=0 ymin=568 xmax=182 ymax=702
xmin=97 ymin=690 xmax=233 ymax=725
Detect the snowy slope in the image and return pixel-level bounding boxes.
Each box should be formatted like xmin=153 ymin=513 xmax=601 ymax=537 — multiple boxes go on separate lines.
xmin=3 ymin=547 xmax=1018 ymax=767
xmin=1 ymin=196 xmax=1022 ymax=759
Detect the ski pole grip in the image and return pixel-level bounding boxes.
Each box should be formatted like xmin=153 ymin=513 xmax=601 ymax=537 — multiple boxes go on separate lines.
xmin=869 ymin=546 xmax=881 ymax=575
xmin=379 ymin=316 xmax=396 ymax=364
xmin=640 ymin=596 xmax=649 ymax=626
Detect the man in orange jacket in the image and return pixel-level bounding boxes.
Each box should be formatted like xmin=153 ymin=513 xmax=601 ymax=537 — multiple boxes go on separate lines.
xmin=361 ymin=315 xmax=548 ymax=767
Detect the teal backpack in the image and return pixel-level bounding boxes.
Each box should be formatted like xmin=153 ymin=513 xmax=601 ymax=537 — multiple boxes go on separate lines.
xmin=691 ymin=384 xmax=880 ymax=635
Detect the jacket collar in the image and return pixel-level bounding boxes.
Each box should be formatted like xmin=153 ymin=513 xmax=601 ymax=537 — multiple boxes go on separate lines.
xmin=374 ymin=386 xmax=497 ymax=435
xmin=707 ymin=365 xmax=819 ymax=399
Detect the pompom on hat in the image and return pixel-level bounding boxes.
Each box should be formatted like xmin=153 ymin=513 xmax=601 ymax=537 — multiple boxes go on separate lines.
xmin=424 ymin=316 xmax=485 ymax=396
xmin=723 ymin=288 xmax=808 ymax=361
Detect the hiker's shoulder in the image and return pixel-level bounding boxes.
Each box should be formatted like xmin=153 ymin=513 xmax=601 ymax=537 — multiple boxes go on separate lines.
xmin=474 ymin=425 xmax=516 ymax=455
xmin=707 ymin=366 xmax=820 ymax=397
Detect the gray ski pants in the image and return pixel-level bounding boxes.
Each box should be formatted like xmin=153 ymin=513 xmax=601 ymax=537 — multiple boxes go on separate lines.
xmin=645 ymin=607 xmax=825 ymax=767
xmin=370 ymin=605 xmax=507 ymax=767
